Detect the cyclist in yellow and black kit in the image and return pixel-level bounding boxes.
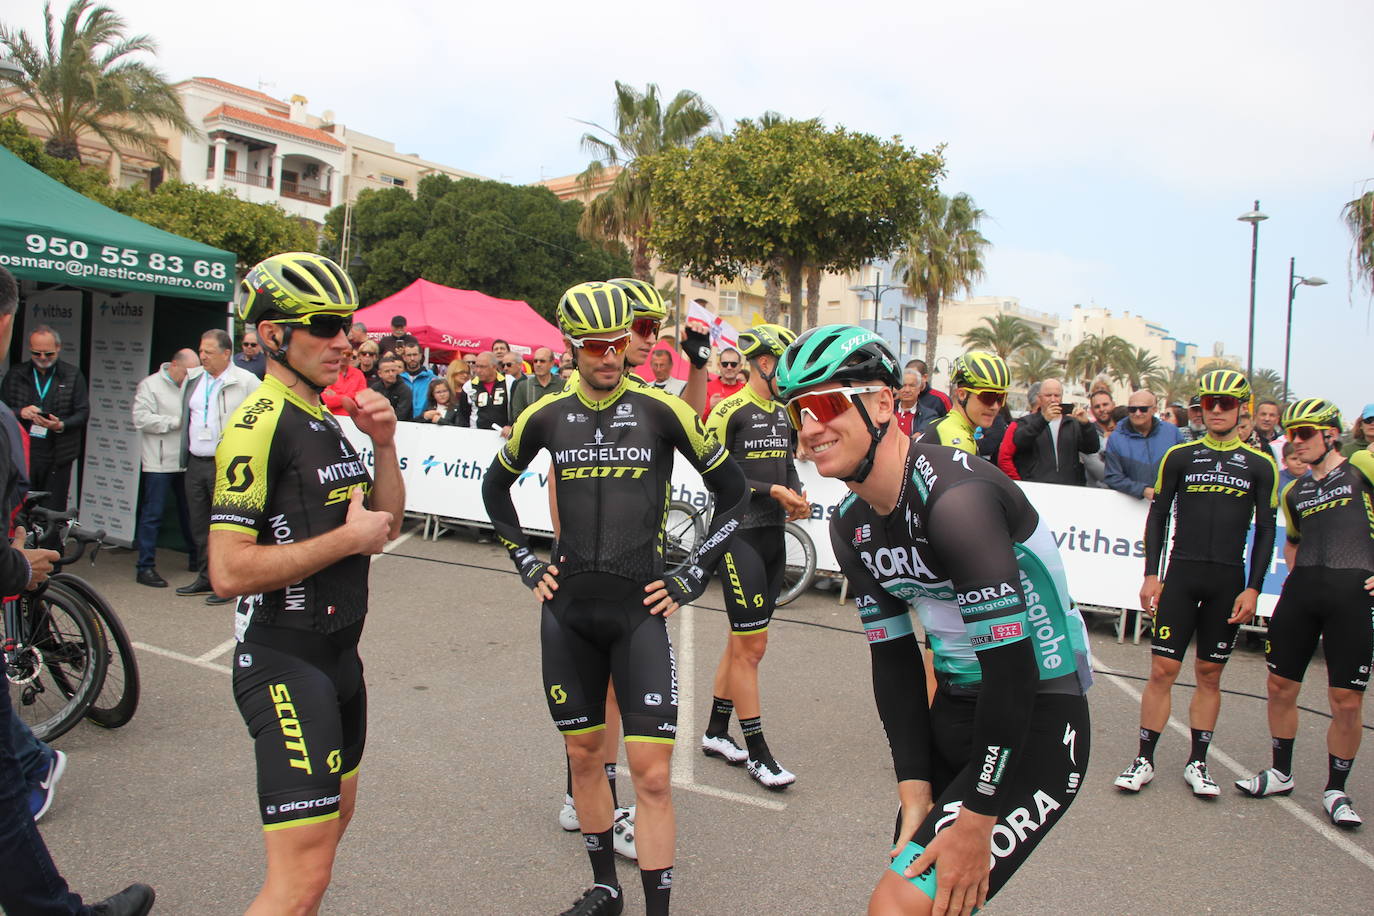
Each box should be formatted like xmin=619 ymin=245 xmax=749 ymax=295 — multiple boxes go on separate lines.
xmin=482 ymin=282 xmax=748 ymax=916
xmin=1236 ymin=397 xmax=1374 ymax=828
xmin=209 ymin=253 xmax=404 ymax=914
xmin=699 ymin=324 xmax=810 ymax=789
xmin=933 ymin=351 xmax=1010 ymax=455
xmin=1114 ymin=369 xmax=1277 ymax=798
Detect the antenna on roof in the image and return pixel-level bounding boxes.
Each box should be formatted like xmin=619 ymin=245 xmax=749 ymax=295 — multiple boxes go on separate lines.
xmin=257 ymin=80 xmax=277 ymax=95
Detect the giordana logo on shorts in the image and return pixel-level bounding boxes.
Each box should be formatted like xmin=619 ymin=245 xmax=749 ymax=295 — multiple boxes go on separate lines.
xmin=237 ymin=653 xmax=253 ymax=667
xmin=265 ymin=793 xmax=341 ymax=817
xmin=644 ymin=692 xmax=662 ymax=706
xmin=976 ymin=745 xmax=1011 ymax=796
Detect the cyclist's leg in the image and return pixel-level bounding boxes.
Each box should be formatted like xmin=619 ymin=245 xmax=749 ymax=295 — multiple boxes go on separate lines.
xmin=1318 ymin=571 xmax=1373 ymax=763
xmin=728 ymin=528 xmax=785 ymax=767
xmin=1138 ymin=565 xmax=1198 ymax=754
xmin=1188 ymin=565 xmax=1245 ymax=749
xmin=1263 ymin=576 xmax=1323 ymax=745
xmin=604 ymin=684 xmax=622 ymax=806
xmin=336 ymin=651 xmax=367 ymax=836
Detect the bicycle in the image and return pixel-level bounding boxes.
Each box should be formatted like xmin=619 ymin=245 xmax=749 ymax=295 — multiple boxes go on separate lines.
xmin=663 ymin=499 xmax=817 ymax=606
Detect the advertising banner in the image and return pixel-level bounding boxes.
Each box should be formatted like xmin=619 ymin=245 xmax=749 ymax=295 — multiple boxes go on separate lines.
xmin=20 ymin=286 xmax=82 ymax=366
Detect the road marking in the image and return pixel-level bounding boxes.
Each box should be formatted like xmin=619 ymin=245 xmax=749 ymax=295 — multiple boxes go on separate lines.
xmin=1093 ymin=654 xmax=1374 ymax=872
xmin=197 ymin=638 xmax=237 ymax=663
xmin=133 ymin=641 xmax=230 ymax=675
xmin=374 ymin=528 xmax=417 ymax=560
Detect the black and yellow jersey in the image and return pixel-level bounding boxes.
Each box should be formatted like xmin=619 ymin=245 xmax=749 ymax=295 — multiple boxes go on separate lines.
xmin=211 ymin=374 xmax=372 ymax=635
xmin=1282 ymin=449 xmax=1374 ymax=572
xmin=1144 ymin=434 xmax=1278 ymax=590
xmin=705 ymin=385 xmax=800 ymax=529
xmin=933 ymin=410 xmax=979 ymax=454
xmin=490 ymin=373 xmax=734 ymax=584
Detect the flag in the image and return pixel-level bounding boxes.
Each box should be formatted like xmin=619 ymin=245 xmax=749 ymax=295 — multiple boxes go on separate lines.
xmin=686 ymin=301 xmax=740 ymax=351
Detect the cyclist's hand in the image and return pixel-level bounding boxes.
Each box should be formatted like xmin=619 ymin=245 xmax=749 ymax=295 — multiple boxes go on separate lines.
xmin=908 ymin=808 xmax=993 ymax=916
xmin=890 ymin=779 xmax=933 ymax=861
xmin=642 ymin=573 xmax=702 ymax=617
xmin=772 ymin=485 xmax=811 ymax=521
xmin=1139 ymin=575 xmax=1162 ymax=615
xmin=345 ymin=389 xmax=397 ymax=447
xmin=13 ymin=527 xmax=59 ymax=590
xmin=512 ymin=547 xmax=559 ymax=600
xmin=1365 ymin=574 xmax=1374 ymax=596
xmin=682 ymin=324 xmax=712 ymax=370
xmin=1229 ymin=587 xmax=1259 ymax=625
xmin=344 ymin=487 xmax=393 ymax=555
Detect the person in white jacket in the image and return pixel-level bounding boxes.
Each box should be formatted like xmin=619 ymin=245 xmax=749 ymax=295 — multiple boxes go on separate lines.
xmin=131 ymin=349 xmax=200 ymax=587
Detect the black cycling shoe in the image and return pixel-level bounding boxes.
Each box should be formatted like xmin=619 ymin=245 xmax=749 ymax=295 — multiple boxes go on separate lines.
xmin=558 ymin=884 xmax=623 ymax=916
xmin=89 ymin=883 xmax=155 ymax=915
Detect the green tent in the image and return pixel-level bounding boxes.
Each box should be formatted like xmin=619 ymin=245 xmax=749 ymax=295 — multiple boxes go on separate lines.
xmin=0 ymin=145 xmax=235 ymax=301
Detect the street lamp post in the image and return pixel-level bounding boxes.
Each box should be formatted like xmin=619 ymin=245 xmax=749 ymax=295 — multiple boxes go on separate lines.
xmin=1282 ymin=257 xmax=1326 ymax=404
xmin=848 ymin=268 xmax=907 ymax=354
xmin=1237 ymin=200 xmax=1269 ymax=383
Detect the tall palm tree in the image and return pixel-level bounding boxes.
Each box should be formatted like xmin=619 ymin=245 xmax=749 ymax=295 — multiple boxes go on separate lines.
xmin=1111 ymin=345 xmax=1167 ymax=392
xmin=576 ymin=80 xmax=717 ymax=280
xmin=1011 ymin=347 xmax=1061 ymax=387
xmin=1342 ymin=188 xmax=1373 ymax=295
xmin=0 ymin=1 xmax=195 ymax=167
xmin=960 ymin=313 xmax=1042 ymax=359
xmin=1159 ymin=368 xmax=1197 ymax=408
xmin=893 ymin=192 xmax=990 ymax=368
xmin=1066 ymin=333 xmax=1129 ymax=389
xmin=1249 ymin=368 xmax=1285 ymax=404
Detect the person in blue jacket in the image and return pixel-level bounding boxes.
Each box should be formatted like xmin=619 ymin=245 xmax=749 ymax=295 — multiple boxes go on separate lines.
xmin=1104 ymin=389 xmax=1183 ymax=499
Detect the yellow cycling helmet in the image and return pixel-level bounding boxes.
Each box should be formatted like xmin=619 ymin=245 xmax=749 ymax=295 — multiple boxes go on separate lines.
xmin=607 ymin=277 xmax=668 ymax=321
xmin=738 ymin=323 xmax=795 ymax=361
xmin=239 ymin=252 xmax=357 ymax=324
xmin=952 ymin=350 xmax=1011 ymax=392
xmin=558 ymin=282 xmax=632 ymax=338
xmin=1197 ymin=369 xmax=1250 ymax=400
xmin=1282 ymin=397 xmax=1342 ymax=431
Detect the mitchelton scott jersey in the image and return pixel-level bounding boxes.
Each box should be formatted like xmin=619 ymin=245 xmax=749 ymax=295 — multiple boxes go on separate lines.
xmin=1282 ymin=449 xmax=1374 ymax=572
xmin=211 ymin=375 xmax=372 ymax=635
xmin=705 ymin=385 xmax=801 ymax=529
xmin=1144 ymin=434 xmax=1278 ymax=589
xmin=494 ymin=375 xmax=729 ymax=583
xmin=831 ymin=440 xmax=1092 ymax=694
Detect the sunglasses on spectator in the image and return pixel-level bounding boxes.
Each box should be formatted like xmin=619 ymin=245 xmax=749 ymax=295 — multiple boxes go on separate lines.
xmin=270 ymin=313 xmax=352 ymax=338
xmin=719 ymin=360 xmax=740 ymax=368
xmin=1362 ymin=415 xmax=1374 ymax=424
xmin=785 ymin=385 xmax=886 ymax=429
xmin=1201 ymin=395 xmax=1240 ymax=412
xmin=500 ymin=361 xmax=517 ymax=369
xmin=1127 ymin=405 xmax=1153 ymax=414
xmin=567 ymin=332 xmax=630 ymax=358
xmin=631 ymin=317 xmax=661 ymax=340
xmin=242 ymin=341 xmax=259 ymax=348
xmin=1286 ymin=424 xmax=1327 ymax=442
xmin=533 ymin=357 xmax=552 ymax=364
xmin=30 ymin=350 xmax=57 ymax=358
xmin=966 ymin=389 xmax=1007 ymax=407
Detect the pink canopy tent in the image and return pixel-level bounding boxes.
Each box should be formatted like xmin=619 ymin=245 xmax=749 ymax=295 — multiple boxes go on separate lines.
xmin=354 ymin=278 xmax=563 ymax=363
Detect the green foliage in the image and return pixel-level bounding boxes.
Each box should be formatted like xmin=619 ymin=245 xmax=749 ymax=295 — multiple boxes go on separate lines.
xmin=644 ymin=118 xmax=943 ymax=330
xmin=0 ymin=115 xmax=114 ymax=199
xmin=960 ymin=314 xmax=1043 ymax=359
xmin=893 ymin=192 xmax=989 ymax=367
xmin=1111 ymin=345 xmax=1167 ymax=392
xmin=0 ymin=1 xmax=196 ymax=166
xmin=324 ymin=175 xmax=632 ymax=316
xmin=1158 ymin=368 xmax=1198 ymax=407
xmin=1066 ymin=333 xmax=1130 ymax=388
xmin=1342 ymin=188 xmax=1374 ymax=295
xmin=1010 ymin=347 xmax=1061 ymax=387
xmin=1249 ymin=367 xmax=1286 ymax=404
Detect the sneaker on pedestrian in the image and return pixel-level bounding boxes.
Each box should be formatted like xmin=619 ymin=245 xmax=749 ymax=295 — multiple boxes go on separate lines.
xmin=88 ymin=882 xmax=155 ymax=916
xmin=558 ymin=794 xmax=580 ymax=832
xmin=30 ymin=749 xmax=67 ymax=821
xmin=1323 ymin=790 xmax=1362 ymax=828
xmin=1235 ymin=767 xmax=1294 ymax=797
xmin=1113 ymin=756 xmax=1155 ymax=792
xmin=701 ymin=732 xmax=748 ymax=765
xmin=746 ymin=756 xmax=796 ymax=790
xmin=135 ymin=568 xmax=167 ymax=588
xmin=558 ymin=884 xmax=623 ymax=916
xmin=1184 ymin=761 xmax=1220 ymax=798
xmin=612 ymin=806 xmax=637 ymax=860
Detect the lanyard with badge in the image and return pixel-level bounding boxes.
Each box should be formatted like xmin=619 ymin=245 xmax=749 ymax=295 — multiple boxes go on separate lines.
xmin=30 ymin=369 xmax=53 ymax=438
xmin=199 ymin=376 xmax=222 ymax=441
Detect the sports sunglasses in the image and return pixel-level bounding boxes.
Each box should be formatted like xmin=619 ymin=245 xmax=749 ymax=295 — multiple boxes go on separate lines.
xmin=784 ymin=385 xmax=886 ymax=429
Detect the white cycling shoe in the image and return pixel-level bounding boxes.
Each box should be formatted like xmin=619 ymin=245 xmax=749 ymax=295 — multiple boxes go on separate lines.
xmin=747 ymin=757 xmax=796 ymax=790
xmin=1323 ymin=790 xmax=1362 ymax=828
xmin=613 ymin=806 xmax=637 ymax=859
xmin=1234 ymin=768 xmax=1294 ymax=797
xmin=1184 ymin=761 xmax=1220 ymax=798
xmin=1113 ymin=756 xmax=1155 ymax=792
xmin=701 ymin=733 xmax=748 ymax=765
xmin=559 ymin=794 xmax=580 ymax=832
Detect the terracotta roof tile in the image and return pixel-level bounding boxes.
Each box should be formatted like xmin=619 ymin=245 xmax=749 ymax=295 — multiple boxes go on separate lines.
xmin=204 ymin=104 xmax=344 ymax=149
xmin=192 ymin=77 xmax=289 ymax=112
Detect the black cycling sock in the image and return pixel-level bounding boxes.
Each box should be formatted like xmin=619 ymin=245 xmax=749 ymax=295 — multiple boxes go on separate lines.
xmin=640 ymin=866 xmax=673 ymax=916
xmin=1138 ymin=727 xmax=1161 ymax=763
xmin=740 ymin=716 xmax=772 ymax=763
xmin=565 ymin=753 xmax=573 ymax=798
xmin=584 ymin=830 xmax=617 ymax=887
xmin=707 ymin=696 xmax=733 ymax=737
xmin=1271 ymin=737 xmax=1295 ymax=777
xmin=605 ymin=762 xmax=619 ymax=808
xmin=1190 ymin=728 xmax=1213 ymax=764
xmin=1327 ymin=754 xmax=1354 ymax=793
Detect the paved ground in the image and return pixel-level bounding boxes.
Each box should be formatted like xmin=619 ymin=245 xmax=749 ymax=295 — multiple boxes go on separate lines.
xmin=25 ymin=521 xmax=1374 ymax=914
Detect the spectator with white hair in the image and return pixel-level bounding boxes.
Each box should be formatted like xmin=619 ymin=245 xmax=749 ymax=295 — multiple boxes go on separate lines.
xmin=132 ymin=347 xmax=201 ymax=588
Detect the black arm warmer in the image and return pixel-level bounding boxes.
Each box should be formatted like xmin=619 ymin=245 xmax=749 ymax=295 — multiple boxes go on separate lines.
xmin=870 ymin=634 xmax=934 ymax=783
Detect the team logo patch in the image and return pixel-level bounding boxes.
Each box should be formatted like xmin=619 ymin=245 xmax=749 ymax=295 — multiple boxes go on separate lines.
xmin=990 ymin=622 xmax=1024 ymax=640
xmin=224 ymin=456 xmax=254 ymax=493
xmin=853 ymin=524 xmax=872 ymax=546
xmin=866 ymin=627 xmax=888 ymax=642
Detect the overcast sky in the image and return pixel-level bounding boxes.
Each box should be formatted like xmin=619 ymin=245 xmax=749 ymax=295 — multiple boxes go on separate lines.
xmin=10 ymin=0 xmax=1373 ymax=415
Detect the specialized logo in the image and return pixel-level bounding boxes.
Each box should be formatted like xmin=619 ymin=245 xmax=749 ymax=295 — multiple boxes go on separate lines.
xmin=269 ymin=683 xmax=312 ymax=774
xmin=549 ymin=684 xmax=568 ymax=704
xmin=1063 ymin=723 xmax=1078 ymax=765
xmin=224 ymin=456 xmax=255 ymax=493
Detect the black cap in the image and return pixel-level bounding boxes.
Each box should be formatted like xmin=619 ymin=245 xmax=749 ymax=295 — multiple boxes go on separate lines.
xmin=391 ymin=314 xmax=406 ymax=327
xmin=1188 ymin=395 xmax=1201 ymax=408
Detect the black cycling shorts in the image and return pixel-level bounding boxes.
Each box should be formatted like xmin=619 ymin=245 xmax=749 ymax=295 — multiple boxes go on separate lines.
xmin=541 ymin=572 xmax=678 ymax=744
xmin=719 ymin=525 xmax=786 ymax=634
xmin=888 ymin=691 xmax=1090 ymax=904
xmin=233 ymin=621 xmax=367 ymax=830
xmin=1265 ymin=567 xmax=1374 ymax=691
xmin=1151 ymin=559 xmax=1245 ymax=664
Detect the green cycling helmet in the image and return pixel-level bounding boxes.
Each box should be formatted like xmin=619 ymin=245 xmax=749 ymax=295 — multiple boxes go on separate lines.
xmin=952 ymin=350 xmax=1011 ymax=392
xmin=1282 ymin=397 xmax=1341 ymax=431
xmin=1197 ymin=369 xmax=1250 ymax=401
xmin=775 ymin=324 xmax=901 ymax=401
xmin=606 ymin=277 xmax=668 ymax=321
xmin=738 ymin=323 xmax=796 ymax=361
xmin=558 ymin=281 xmax=632 ymax=338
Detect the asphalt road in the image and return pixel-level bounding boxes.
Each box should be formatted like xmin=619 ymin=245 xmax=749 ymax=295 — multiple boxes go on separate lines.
xmin=26 ymin=522 xmax=1374 ymax=915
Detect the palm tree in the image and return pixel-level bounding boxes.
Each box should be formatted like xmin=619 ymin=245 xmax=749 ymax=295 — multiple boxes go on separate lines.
xmin=1111 ymin=345 xmax=1167 ymax=392
xmin=1249 ymin=368 xmax=1285 ymax=404
xmin=961 ymin=313 xmax=1042 ymax=359
xmin=1159 ymin=368 xmax=1197 ymax=407
xmin=893 ymin=192 xmax=990 ymax=368
xmin=1066 ymin=333 xmax=1129 ymax=389
xmin=1011 ymin=347 xmax=1061 ymax=387
xmin=576 ymin=81 xmax=717 ymax=280
xmin=0 ymin=1 xmax=195 ymax=167
xmin=1342 ymin=188 xmax=1373 ymax=295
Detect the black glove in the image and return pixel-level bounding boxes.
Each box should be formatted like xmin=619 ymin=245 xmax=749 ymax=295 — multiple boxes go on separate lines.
xmin=510 ymin=546 xmax=551 ymax=591
xmin=682 ymin=327 xmax=711 ymax=370
xmin=662 ymin=562 xmax=709 ymax=606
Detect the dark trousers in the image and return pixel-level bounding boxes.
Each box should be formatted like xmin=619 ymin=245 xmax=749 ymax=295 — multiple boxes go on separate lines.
xmin=28 ymin=447 xmax=74 ymax=512
xmin=0 ymin=672 xmax=86 ymax=914
xmin=185 ymin=455 xmax=216 ymax=578
xmin=134 ymin=471 xmax=195 ymax=571
xmin=6 ymin=701 xmax=53 ymax=784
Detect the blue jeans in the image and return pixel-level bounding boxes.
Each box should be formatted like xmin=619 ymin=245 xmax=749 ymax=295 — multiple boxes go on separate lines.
xmin=135 ymin=470 xmax=194 ymax=571
xmin=6 ymin=700 xmax=54 ymax=783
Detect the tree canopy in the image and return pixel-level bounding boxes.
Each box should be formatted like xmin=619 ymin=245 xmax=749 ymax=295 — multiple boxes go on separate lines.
xmin=960 ymin=313 xmax=1043 ymax=359
xmin=324 ymin=175 xmax=631 ymax=316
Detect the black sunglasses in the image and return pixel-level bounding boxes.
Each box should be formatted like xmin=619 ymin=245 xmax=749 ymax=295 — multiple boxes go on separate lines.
xmin=30 ymin=350 xmax=57 ymax=358
xmin=272 ymin=314 xmax=352 ymax=338
xmin=719 ymin=360 xmax=740 ymax=368
xmin=1127 ymin=405 xmax=1153 ymax=414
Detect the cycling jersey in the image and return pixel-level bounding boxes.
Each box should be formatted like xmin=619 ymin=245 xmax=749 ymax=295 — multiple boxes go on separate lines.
xmin=932 ymin=410 xmax=979 ymax=455
xmin=705 ymin=385 xmax=800 ymax=529
xmin=831 ymin=439 xmax=1091 ymax=814
xmin=1144 ymin=434 xmax=1278 ymax=590
xmin=1281 ymin=450 xmax=1374 ymax=572
xmin=212 ymin=374 xmax=372 ymax=637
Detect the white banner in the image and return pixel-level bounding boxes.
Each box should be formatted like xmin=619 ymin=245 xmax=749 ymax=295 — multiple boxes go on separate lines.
xmin=79 ymin=292 xmax=153 ymax=544
xmin=339 ymin=420 xmax=1292 ymax=613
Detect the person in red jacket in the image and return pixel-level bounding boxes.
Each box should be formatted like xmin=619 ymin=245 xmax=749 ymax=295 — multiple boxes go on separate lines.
xmin=997 ymin=420 xmax=1021 ymax=479
xmin=322 ymin=360 xmax=368 ymax=416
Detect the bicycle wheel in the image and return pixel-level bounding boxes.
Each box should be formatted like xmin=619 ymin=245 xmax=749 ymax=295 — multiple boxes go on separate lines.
xmin=776 ymin=522 xmax=817 ymax=607
xmin=663 ymin=500 xmax=707 ymax=575
xmin=51 ymin=576 xmax=140 ymax=728
xmin=5 ymin=588 xmax=108 ymax=741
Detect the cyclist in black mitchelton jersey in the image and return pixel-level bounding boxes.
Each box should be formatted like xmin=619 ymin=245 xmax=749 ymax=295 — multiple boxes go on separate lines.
xmin=482 ymin=282 xmax=748 ymax=916
xmin=209 ymin=253 xmax=404 ymax=914
xmin=776 ymin=325 xmax=1092 ymax=916
xmin=1236 ymin=398 xmax=1374 ymax=828
xmin=700 ymin=324 xmax=811 ymax=788
xmin=1115 ymin=369 xmax=1278 ymax=798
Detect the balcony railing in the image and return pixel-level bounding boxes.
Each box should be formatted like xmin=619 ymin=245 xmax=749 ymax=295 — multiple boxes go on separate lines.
xmin=280 ymin=181 xmax=331 ymax=205
xmin=206 ymin=167 xmax=271 ymax=188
